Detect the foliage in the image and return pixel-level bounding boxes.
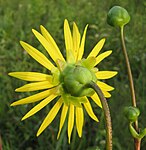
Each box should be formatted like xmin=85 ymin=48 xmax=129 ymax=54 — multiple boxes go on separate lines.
xmin=0 ymin=0 xmax=146 ymax=149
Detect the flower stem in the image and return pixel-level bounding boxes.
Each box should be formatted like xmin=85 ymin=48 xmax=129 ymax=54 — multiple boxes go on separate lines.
xmin=120 ymin=26 xmax=137 ymax=107
xmin=89 ymin=81 xmax=112 ymax=150
xmin=120 ymin=26 xmax=140 ymax=150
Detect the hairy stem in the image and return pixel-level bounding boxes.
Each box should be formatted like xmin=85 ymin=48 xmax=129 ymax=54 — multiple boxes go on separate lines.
xmin=120 ymin=26 xmax=140 ymax=150
xmin=89 ymin=81 xmax=112 ymax=150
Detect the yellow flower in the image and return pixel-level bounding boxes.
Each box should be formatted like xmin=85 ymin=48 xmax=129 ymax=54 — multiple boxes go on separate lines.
xmin=9 ymin=19 xmax=117 ymax=143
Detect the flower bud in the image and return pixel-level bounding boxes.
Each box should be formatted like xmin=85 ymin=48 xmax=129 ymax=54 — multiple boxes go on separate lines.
xmin=107 ymin=6 xmax=130 ymax=27
xmin=60 ymin=64 xmax=97 ymax=97
xmin=124 ymin=106 xmax=140 ymax=122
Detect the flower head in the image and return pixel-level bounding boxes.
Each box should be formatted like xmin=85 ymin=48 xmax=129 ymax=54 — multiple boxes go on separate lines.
xmin=9 ymin=19 xmax=117 ymax=143
xmin=107 ymin=6 xmax=130 ymax=28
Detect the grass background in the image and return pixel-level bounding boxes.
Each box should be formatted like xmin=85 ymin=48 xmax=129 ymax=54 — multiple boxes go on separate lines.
xmin=0 ymin=0 xmax=146 ymax=149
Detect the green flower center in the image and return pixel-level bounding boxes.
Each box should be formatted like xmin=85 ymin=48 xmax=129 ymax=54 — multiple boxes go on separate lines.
xmin=60 ymin=64 xmax=97 ymax=97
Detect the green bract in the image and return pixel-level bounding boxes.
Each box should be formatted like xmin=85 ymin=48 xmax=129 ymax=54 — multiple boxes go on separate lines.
xmin=124 ymin=106 xmax=140 ymax=122
xmin=107 ymin=6 xmax=130 ymax=27
xmin=60 ymin=64 xmax=97 ymax=97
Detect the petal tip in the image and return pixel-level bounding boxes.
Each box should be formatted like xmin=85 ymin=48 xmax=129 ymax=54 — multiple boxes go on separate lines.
xmin=103 ymin=38 xmax=106 ymax=41
xmin=114 ymin=71 xmax=118 ymax=75
xmin=85 ymin=24 xmax=89 ymax=29
xmin=40 ymin=25 xmax=45 ymax=31
xmin=20 ymin=41 xmax=24 ymax=45
xmin=57 ymin=134 xmax=60 ymax=140
xmin=79 ymin=135 xmax=82 ymax=138
xmin=36 ymin=131 xmax=41 ymax=137
xmin=68 ymin=138 xmax=71 ymax=144
xmin=8 ymin=72 xmax=12 ymax=76
xmin=64 ymin=19 xmax=68 ymax=22
xmin=108 ymin=50 xmax=112 ymax=54
xmin=95 ymin=118 xmax=99 ymax=122
xmin=10 ymin=103 xmax=15 ymax=106
xmin=15 ymin=88 xmax=21 ymax=92
xmin=32 ymin=29 xmax=37 ymax=34
xmin=21 ymin=117 xmax=25 ymax=121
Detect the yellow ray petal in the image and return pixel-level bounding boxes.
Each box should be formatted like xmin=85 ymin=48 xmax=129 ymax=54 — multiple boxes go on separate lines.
xmin=57 ymin=103 xmax=68 ymax=139
xmin=32 ymin=29 xmax=65 ymax=63
xmin=22 ymin=94 xmax=57 ymax=120
xmin=68 ymin=104 xmax=74 ymax=144
xmin=83 ymin=98 xmax=99 ymax=122
xmin=97 ymin=81 xmax=114 ymax=91
xmin=8 ymin=72 xmax=52 ymax=82
xmin=37 ymin=98 xmax=63 ymax=136
xmin=102 ymin=91 xmax=111 ymax=98
xmin=87 ymin=38 xmax=106 ymax=58
xmin=73 ymin=22 xmax=81 ymax=61
xmin=77 ymin=25 xmax=88 ymax=61
xmin=11 ymin=88 xmax=57 ymax=106
xmin=95 ymin=50 xmax=112 ymax=66
xmin=76 ymin=106 xmax=84 ymax=137
xmin=20 ymin=41 xmax=55 ymax=70
xmin=64 ymin=19 xmax=74 ymax=63
xmin=40 ymin=25 xmax=65 ymax=62
xmin=96 ymin=71 xmax=118 ymax=79
xmin=91 ymin=93 xmax=102 ymax=108
xmin=15 ymin=81 xmax=55 ymax=92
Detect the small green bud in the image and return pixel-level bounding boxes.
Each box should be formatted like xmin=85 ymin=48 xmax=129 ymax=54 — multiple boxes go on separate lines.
xmin=107 ymin=6 xmax=130 ymax=27
xmin=60 ymin=64 xmax=96 ymax=97
xmin=124 ymin=106 xmax=140 ymax=122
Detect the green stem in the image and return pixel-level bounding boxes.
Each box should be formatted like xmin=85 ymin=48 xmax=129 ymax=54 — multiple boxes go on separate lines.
xmin=120 ymin=26 xmax=137 ymax=107
xmin=129 ymin=123 xmax=141 ymax=150
xmin=120 ymin=26 xmax=140 ymax=150
xmin=89 ymin=81 xmax=112 ymax=150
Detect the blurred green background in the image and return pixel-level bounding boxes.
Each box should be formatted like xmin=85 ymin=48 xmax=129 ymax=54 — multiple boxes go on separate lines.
xmin=0 ymin=0 xmax=146 ymax=149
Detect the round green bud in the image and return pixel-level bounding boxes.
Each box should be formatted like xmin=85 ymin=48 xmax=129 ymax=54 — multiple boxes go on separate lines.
xmin=60 ymin=64 xmax=96 ymax=97
xmin=124 ymin=106 xmax=140 ymax=122
xmin=107 ymin=6 xmax=130 ymax=27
